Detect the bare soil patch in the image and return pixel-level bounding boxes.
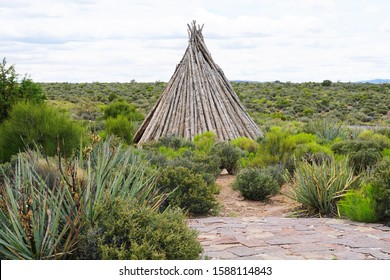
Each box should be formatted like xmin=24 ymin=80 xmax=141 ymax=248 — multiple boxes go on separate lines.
xmin=215 ymin=171 xmax=299 ymax=217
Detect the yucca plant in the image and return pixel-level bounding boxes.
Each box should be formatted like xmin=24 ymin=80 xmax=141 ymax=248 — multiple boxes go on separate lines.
xmin=78 ymin=137 xmax=166 ymax=225
xmin=0 ymin=137 xmax=165 ymax=259
xmin=0 ymin=153 xmax=82 ymax=259
xmin=305 ymin=117 xmax=348 ymax=142
xmin=287 ymin=157 xmax=360 ymax=216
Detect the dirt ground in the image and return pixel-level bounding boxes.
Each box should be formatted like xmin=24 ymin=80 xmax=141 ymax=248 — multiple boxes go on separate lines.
xmin=215 ymin=170 xmax=300 ymax=217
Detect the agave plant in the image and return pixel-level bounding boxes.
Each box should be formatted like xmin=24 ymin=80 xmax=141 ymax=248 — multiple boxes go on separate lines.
xmin=287 ymin=157 xmax=360 ymax=216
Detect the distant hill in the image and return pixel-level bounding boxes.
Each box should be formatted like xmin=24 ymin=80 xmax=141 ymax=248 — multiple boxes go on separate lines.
xmin=231 ymin=80 xmax=260 ymax=83
xmin=356 ymin=79 xmax=390 ymax=84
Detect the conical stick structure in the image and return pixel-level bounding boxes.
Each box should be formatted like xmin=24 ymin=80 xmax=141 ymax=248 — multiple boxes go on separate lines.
xmin=133 ymin=21 xmax=263 ymax=145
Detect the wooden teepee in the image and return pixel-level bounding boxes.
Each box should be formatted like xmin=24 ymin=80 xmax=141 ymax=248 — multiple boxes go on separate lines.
xmin=133 ymin=21 xmax=263 ymax=145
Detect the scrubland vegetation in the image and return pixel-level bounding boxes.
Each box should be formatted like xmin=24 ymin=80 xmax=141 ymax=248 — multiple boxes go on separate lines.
xmin=1 ymin=59 xmax=389 ymax=259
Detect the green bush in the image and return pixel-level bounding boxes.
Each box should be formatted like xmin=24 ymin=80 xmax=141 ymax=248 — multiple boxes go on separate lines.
xmin=233 ymin=168 xmax=279 ymax=201
xmin=231 ymin=137 xmax=259 ymax=153
xmin=358 ymin=130 xmax=390 ymax=149
xmin=332 ymin=138 xmax=387 ymax=173
xmin=1 ymin=58 xmax=46 ymax=122
xmin=332 ymin=139 xmax=389 ymax=155
xmin=155 ymin=135 xmax=195 ymax=150
xmin=338 ymin=183 xmax=378 ymax=223
xmin=293 ymin=137 xmax=333 ymax=159
xmin=104 ymin=115 xmax=135 ymax=144
xmin=211 ymin=141 xmax=243 ymax=175
xmin=169 ymin=150 xmax=221 ymax=185
xmin=102 ymin=100 xmax=144 ymax=122
xmin=193 ymin=131 xmax=217 ymax=153
xmin=76 ymin=195 xmax=202 ymax=260
xmin=348 ymin=148 xmax=382 ymax=174
xmin=157 ymin=166 xmax=217 ymax=215
xmin=371 ymin=158 xmax=390 ymax=223
xmin=287 ymin=158 xmax=360 ymax=216
xmin=0 ymin=102 xmax=85 ymax=163
xmin=255 ymin=127 xmax=296 ymax=169
xmin=101 ymin=100 xmax=144 ymax=145
xmin=263 ymin=164 xmax=288 ymax=187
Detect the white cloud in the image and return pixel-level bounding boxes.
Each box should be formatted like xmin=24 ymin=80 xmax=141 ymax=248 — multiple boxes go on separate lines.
xmin=1 ymin=0 xmax=389 ymax=82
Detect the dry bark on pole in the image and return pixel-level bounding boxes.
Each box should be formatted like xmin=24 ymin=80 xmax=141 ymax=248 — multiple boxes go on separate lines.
xmin=133 ymin=21 xmax=263 ymax=145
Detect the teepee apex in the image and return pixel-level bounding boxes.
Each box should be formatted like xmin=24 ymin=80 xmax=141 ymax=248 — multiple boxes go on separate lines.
xmin=133 ymin=22 xmax=263 ymax=145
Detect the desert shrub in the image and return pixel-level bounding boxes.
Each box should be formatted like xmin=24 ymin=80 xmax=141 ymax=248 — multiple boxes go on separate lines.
xmin=0 ymin=102 xmax=86 ymax=163
xmin=108 ymin=93 xmax=117 ymax=102
xmin=104 ymin=115 xmax=135 ymax=144
xmin=231 ymin=137 xmax=259 ymax=153
xmin=371 ymin=158 xmax=390 ymax=223
xmin=332 ymin=139 xmax=383 ymax=154
xmin=358 ymin=130 xmax=390 ymax=149
xmin=145 ymin=151 xmax=168 ymax=167
xmin=169 ymin=150 xmax=220 ymax=185
xmin=101 ymin=101 xmax=144 ymax=144
xmin=233 ymin=168 xmax=279 ymax=201
xmin=293 ymin=134 xmax=332 ymax=156
xmin=102 ymin=100 xmax=144 ymax=122
xmin=157 ymin=146 xmax=178 ymax=159
xmin=157 ymin=166 xmax=217 ymax=215
xmin=155 ymin=135 xmax=195 ymax=150
xmin=304 ymin=117 xmax=348 ymax=142
xmin=1 ymin=58 xmax=46 ymax=122
xmin=376 ymin=128 xmax=390 ymax=138
xmin=287 ymin=158 xmax=360 ymax=216
xmin=332 ymin=139 xmax=387 ymax=173
xmin=290 ymin=132 xmax=317 ymax=145
xmin=263 ymin=164 xmax=288 ymax=187
xmin=193 ymin=131 xmax=217 ymax=153
xmin=338 ymin=183 xmax=378 ymax=223
xmin=382 ymin=148 xmax=390 ymax=158
xmin=348 ymin=149 xmax=382 ymax=174
xmin=257 ymin=127 xmax=296 ymax=168
xmin=211 ymin=141 xmax=244 ymax=175
xmin=293 ymin=134 xmax=334 ymax=165
xmin=76 ymin=195 xmax=202 ymax=260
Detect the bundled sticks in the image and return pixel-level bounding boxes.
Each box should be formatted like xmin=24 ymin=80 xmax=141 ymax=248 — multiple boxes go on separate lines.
xmin=133 ymin=21 xmax=263 ymax=145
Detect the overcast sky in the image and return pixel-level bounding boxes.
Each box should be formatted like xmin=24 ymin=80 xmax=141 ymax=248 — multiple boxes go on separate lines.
xmin=1 ymin=0 xmax=390 ymax=82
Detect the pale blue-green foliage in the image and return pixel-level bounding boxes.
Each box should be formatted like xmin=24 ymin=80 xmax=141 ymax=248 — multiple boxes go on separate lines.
xmin=288 ymin=158 xmax=360 ymax=216
xmin=305 ymin=117 xmax=348 ymax=142
xmin=81 ymin=137 xmax=163 ymax=225
xmin=0 ymin=137 xmax=163 ymax=259
xmin=0 ymin=153 xmax=81 ymax=259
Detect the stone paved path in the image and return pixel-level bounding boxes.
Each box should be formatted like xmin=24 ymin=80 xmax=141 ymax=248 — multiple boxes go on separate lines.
xmin=188 ymin=217 xmax=390 ymax=260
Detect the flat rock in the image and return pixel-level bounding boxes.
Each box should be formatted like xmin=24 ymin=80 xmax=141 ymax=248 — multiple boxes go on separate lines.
xmin=189 ymin=217 xmax=390 ymax=260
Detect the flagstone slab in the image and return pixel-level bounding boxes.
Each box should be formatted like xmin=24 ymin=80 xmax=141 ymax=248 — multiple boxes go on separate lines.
xmin=190 ymin=217 xmax=390 ymax=260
